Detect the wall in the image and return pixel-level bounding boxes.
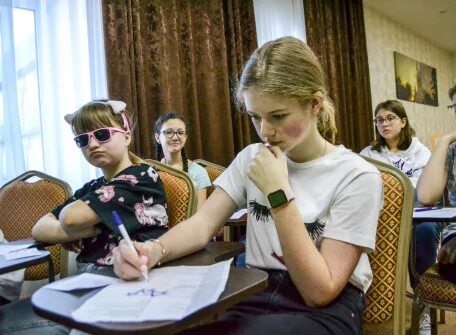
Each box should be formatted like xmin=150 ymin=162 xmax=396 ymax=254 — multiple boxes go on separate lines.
xmin=364 ymin=6 xmax=456 ymax=148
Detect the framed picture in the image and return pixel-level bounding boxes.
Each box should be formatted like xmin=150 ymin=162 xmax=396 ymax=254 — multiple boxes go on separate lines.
xmin=394 ymin=52 xmax=438 ymax=106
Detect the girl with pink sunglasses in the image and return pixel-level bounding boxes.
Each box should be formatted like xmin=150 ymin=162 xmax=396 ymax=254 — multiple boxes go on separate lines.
xmin=0 ymin=100 xmax=170 ymax=334
xmin=32 ymin=99 xmax=169 ymax=270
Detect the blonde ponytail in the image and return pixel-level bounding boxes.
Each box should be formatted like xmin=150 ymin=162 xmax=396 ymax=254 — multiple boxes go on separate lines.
xmin=317 ymin=98 xmax=337 ymax=144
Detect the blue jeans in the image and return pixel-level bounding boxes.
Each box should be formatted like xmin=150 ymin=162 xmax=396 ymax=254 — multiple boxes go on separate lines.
xmin=0 ymin=298 xmax=69 ymax=335
xmin=409 ymin=222 xmax=443 ymax=289
xmin=181 ymin=270 xmax=365 ymax=335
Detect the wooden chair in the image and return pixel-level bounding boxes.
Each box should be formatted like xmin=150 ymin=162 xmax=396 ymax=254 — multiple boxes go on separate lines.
xmin=193 ymin=159 xmax=230 ymax=240
xmin=361 ymin=157 xmax=414 ymax=335
xmin=0 ymin=170 xmax=72 ymax=281
xmin=145 ymin=159 xmax=197 ymax=227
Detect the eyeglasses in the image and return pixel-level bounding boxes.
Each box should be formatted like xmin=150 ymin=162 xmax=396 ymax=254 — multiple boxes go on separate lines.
xmin=161 ymin=130 xmax=187 ymax=139
xmin=74 ymin=127 xmax=127 ymax=148
xmin=447 ymin=104 xmax=456 ymax=111
xmin=374 ymin=115 xmax=399 ymax=125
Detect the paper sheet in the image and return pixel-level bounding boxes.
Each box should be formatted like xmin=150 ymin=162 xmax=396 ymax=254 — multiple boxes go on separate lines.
xmin=413 ymin=207 xmax=456 ymax=220
xmin=0 ymin=243 xmax=35 ymax=256
xmin=230 ymin=208 xmax=247 ymax=220
xmin=72 ymin=259 xmax=232 ymax=322
xmin=46 ymin=273 xmax=121 ymax=291
xmin=3 ymin=248 xmax=45 ymax=260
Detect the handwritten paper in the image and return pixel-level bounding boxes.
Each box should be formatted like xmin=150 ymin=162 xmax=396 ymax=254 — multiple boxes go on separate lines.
xmin=45 ymin=273 xmax=121 ymax=292
xmin=72 ymin=259 xmax=232 ymax=322
xmin=3 ymin=248 xmax=45 ymax=260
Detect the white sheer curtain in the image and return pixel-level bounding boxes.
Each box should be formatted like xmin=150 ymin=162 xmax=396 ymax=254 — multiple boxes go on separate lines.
xmin=253 ymin=0 xmax=306 ymax=47
xmin=0 ymin=0 xmax=107 ymax=189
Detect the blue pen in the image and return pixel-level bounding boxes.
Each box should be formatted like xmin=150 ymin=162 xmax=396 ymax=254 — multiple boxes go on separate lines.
xmin=112 ymin=211 xmax=149 ymax=281
xmin=414 ymin=206 xmax=442 ymax=212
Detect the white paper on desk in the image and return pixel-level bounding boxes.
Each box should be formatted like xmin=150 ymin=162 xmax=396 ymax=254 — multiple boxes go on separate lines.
xmin=3 ymin=248 xmax=45 ymax=260
xmin=45 ymin=273 xmax=121 ymax=291
xmin=230 ymin=208 xmax=247 ymax=220
xmin=72 ymin=258 xmax=232 ymax=323
xmin=0 ymin=243 xmax=35 ymax=256
xmin=413 ymin=207 xmax=456 ymax=219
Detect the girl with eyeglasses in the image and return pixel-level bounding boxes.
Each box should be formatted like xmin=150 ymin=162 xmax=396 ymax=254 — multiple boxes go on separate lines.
xmin=114 ymin=37 xmax=383 ymax=335
xmin=360 ymin=100 xmax=431 ymax=187
xmin=360 ymin=100 xmax=440 ymax=299
xmin=360 ymin=100 xmax=439 ymax=332
xmin=154 ymin=112 xmax=211 ymax=209
xmin=417 ymin=84 xmax=456 ymax=284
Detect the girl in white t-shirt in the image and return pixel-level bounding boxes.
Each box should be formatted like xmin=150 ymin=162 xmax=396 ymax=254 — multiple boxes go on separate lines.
xmin=360 ymin=100 xmax=441 ymax=291
xmin=113 ymin=37 xmax=383 ymax=335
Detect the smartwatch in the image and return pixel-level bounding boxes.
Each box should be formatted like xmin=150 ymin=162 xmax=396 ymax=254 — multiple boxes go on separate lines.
xmin=267 ymin=187 xmax=295 ymax=209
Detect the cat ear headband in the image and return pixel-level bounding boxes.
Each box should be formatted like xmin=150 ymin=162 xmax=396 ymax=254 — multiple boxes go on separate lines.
xmin=64 ymin=100 xmax=129 ymax=131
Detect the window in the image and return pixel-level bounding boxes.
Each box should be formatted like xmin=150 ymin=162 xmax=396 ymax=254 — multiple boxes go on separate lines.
xmin=0 ymin=0 xmax=107 ymax=188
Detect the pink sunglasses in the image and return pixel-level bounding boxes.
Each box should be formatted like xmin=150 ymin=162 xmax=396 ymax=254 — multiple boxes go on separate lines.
xmin=74 ymin=127 xmax=127 ymax=148
xmin=73 ymin=112 xmax=130 ymax=148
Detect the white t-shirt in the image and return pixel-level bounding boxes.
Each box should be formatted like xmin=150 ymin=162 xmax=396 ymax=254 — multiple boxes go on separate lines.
xmin=360 ymin=137 xmax=431 ymax=188
xmin=214 ymin=144 xmax=383 ymax=293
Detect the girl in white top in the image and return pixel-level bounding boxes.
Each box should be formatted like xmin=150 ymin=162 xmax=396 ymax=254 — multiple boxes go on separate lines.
xmin=113 ymin=37 xmax=383 ymax=335
xmin=360 ymin=100 xmax=430 ymax=187
xmin=154 ymin=112 xmax=211 ymax=209
xmin=360 ymin=100 xmax=439 ymax=293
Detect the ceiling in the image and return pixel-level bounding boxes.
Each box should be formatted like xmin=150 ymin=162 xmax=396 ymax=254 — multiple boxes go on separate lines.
xmin=363 ymin=0 xmax=456 ymax=52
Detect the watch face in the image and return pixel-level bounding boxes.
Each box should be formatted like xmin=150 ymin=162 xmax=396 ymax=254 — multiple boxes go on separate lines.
xmin=268 ymin=190 xmax=287 ymax=208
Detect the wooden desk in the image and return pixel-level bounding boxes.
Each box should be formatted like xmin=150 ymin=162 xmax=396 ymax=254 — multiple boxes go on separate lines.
xmin=0 ymin=239 xmax=52 ymax=278
xmin=224 ymin=213 xmax=247 ymax=241
xmin=31 ymin=242 xmax=268 ymax=335
xmin=409 ymin=208 xmax=456 ymax=287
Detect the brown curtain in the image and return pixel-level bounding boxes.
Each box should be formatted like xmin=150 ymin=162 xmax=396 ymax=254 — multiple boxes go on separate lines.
xmin=304 ymin=0 xmax=374 ymax=152
xmin=102 ymin=0 xmax=258 ymax=166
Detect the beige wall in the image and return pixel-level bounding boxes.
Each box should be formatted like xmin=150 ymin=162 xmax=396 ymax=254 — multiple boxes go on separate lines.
xmin=364 ymin=6 xmax=456 ymax=148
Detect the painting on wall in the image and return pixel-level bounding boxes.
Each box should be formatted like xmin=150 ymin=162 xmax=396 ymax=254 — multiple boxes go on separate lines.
xmin=394 ymin=52 xmax=438 ymax=106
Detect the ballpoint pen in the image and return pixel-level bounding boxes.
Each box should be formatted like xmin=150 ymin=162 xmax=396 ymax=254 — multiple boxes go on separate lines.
xmin=112 ymin=210 xmax=149 ymax=281
xmin=414 ymin=206 xmax=442 ymax=212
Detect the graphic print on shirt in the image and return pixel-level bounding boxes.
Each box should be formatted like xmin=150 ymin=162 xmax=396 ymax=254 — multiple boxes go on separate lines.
xmin=392 ymin=158 xmax=419 ymax=178
xmin=248 ymin=199 xmax=326 ymax=239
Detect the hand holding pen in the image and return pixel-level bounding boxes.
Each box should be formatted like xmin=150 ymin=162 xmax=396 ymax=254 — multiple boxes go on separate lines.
xmin=112 ymin=210 xmax=149 ymax=281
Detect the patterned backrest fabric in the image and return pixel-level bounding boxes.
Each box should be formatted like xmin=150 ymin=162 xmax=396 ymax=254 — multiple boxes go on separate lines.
xmin=158 ymin=171 xmax=190 ymax=228
xmin=363 ymin=171 xmax=404 ymax=323
xmin=0 ymin=178 xmax=69 ymax=280
xmin=420 ymin=264 xmax=456 ymax=305
xmin=202 ymin=165 xmax=225 ymax=197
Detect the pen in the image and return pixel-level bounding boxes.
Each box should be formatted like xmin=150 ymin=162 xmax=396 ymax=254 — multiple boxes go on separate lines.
xmin=112 ymin=210 xmax=149 ymax=281
xmin=414 ymin=206 xmax=442 ymax=212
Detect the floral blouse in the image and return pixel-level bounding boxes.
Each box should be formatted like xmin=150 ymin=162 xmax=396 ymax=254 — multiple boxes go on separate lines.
xmin=51 ymin=163 xmax=168 ymax=266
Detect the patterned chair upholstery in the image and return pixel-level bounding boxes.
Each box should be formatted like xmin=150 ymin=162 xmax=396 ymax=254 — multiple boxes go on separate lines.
xmin=0 ymin=170 xmax=72 ymax=280
xmin=410 ymin=264 xmax=456 ymax=334
xmin=145 ymin=160 xmax=197 ymax=228
xmin=361 ymin=157 xmax=414 ymax=335
xmin=193 ymin=159 xmax=227 ymax=239
xmin=193 ymin=159 xmax=226 ymax=197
